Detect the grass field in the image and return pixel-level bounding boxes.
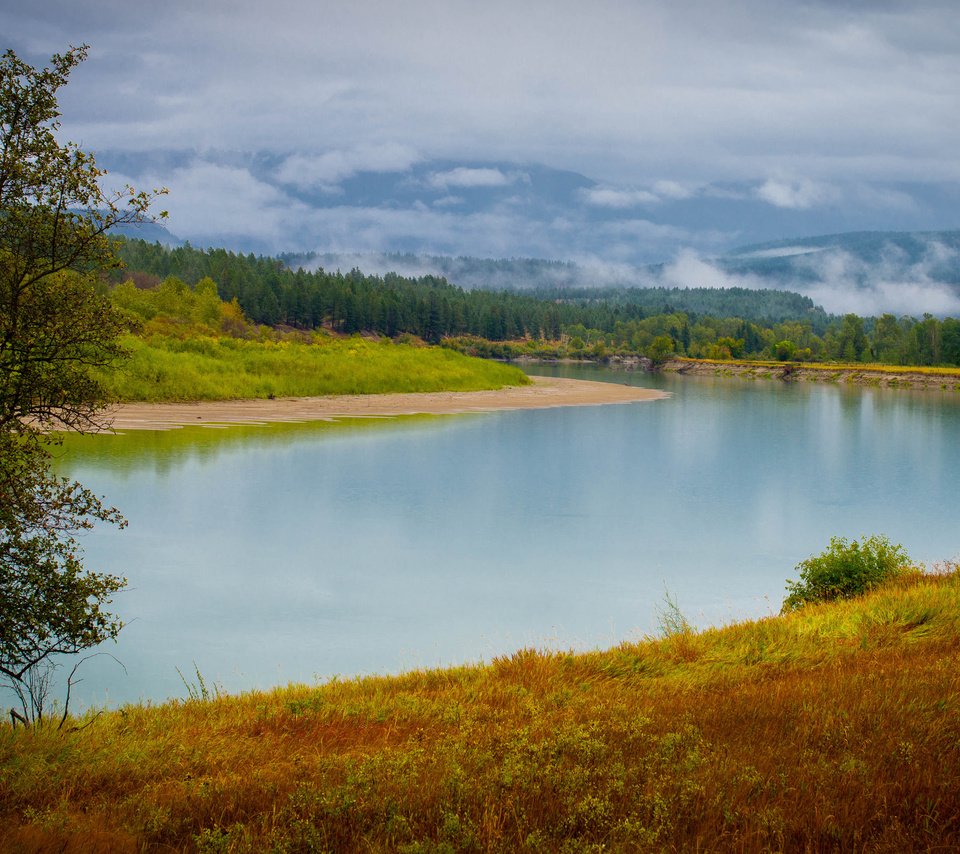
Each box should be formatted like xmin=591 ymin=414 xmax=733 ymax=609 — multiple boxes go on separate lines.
xmin=1 ymin=569 xmax=957 ymax=852
xmin=97 ymin=334 xmax=530 ymax=402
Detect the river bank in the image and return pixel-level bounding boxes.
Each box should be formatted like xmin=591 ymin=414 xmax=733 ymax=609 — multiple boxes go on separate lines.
xmin=100 ymin=375 xmax=666 ymax=431
xmin=514 ymin=353 xmax=960 ymax=391
xmin=659 ymin=357 xmax=960 ymax=390
xmin=2 ymin=571 xmax=957 ymax=851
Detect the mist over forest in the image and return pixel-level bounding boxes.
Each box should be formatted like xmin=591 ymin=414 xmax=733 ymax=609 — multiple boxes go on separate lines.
xmin=278 ymin=230 xmax=960 ymax=319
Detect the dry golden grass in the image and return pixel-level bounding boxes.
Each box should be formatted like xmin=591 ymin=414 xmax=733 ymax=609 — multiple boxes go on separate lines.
xmin=1 ymin=572 xmax=958 ymax=852
xmin=679 ymin=356 xmax=960 ymax=377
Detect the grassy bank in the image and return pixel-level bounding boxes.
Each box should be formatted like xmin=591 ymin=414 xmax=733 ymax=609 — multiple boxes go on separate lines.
xmin=1 ymin=571 xmax=958 ymax=851
xmin=98 ymin=334 xmax=530 ymax=402
xmin=665 ymin=357 xmax=960 ymax=391
xmin=672 ymin=356 xmax=960 ymax=377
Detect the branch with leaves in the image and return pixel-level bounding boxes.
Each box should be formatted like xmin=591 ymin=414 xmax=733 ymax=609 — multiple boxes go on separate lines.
xmin=1 ymin=45 xmax=164 ymax=726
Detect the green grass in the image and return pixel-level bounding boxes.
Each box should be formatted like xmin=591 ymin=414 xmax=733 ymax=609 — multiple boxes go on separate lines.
xmin=97 ymin=334 xmax=530 ymax=402
xmin=1 ymin=569 xmax=958 ymax=851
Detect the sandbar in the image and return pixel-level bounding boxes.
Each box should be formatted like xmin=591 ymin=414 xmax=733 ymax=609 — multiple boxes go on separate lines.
xmin=101 ymin=376 xmax=666 ymax=431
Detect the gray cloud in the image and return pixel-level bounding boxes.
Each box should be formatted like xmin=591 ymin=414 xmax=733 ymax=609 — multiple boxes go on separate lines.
xmin=660 ymin=250 xmax=769 ymax=291
xmin=275 ymin=144 xmax=420 ymax=191
xmin=5 ymin=0 xmax=958 ymax=183
xmin=580 ymin=187 xmax=660 ymax=209
xmin=4 ymin=0 xmax=960 ymax=276
xmin=794 ymin=243 xmax=960 ymax=316
xmin=754 ymin=178 xmax=839 ymax=210
xmin=649 ymin=241 xmax=960 ymax=317
xmin=426 ymin=167 xmax=522 ymax=190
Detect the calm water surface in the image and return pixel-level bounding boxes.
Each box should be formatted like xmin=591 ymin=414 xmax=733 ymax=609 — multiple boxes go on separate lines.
xmin=35 ymin=366 xmax=960 ymax=707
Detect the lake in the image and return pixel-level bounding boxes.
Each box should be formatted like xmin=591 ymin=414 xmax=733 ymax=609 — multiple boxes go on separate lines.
xmin=28 ymin=366 xmax=960 ymax=708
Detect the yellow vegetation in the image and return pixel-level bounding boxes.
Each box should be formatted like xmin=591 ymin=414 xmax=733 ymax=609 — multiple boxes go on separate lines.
xmin=99 ymin=277 xmax=530 ymax=402
xmin=680 ymin=356 xmax=960 ymax=377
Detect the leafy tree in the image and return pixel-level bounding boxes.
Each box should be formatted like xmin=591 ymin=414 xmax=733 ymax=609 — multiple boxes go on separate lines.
xmin=0 ymin=434 xmax=126 ymax=723
xmin=0 ymin=46 xmax=164 ymax=722
xmin=942 ymin=318 xmax=960 ymax=366
xmin=912 ymin=314 xmax=941 ymax=366
xmin=646 ymin=335 xmax=675 ymax=365
xmin=715 ymin=336 xmax=744 ymax=358
xmin=782 ymin=535 xmax=911 ymax=612
xmin=833 ymin=314 xmax=867 ymax=362
xmin=871 ymin=313 xmax=903 ymax=364
xmin=773 ymin=340 xmax=796 ymax=361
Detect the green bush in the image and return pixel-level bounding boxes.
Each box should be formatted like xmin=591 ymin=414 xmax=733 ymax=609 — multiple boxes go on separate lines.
xmin=782 ymin=535 xmax=912 ymax=612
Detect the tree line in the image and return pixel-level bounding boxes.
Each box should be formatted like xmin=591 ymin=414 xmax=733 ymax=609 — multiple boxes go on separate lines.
xmin=115 ymin=240 xmax=960 ymax=367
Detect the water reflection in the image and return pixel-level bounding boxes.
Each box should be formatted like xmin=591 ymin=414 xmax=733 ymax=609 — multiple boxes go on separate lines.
xmin=55 ymin=414 xmax=452 ymax=477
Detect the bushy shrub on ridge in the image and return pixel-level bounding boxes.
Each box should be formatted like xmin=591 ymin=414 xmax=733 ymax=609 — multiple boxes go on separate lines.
xmin=783 ymin=534 xmax=912 ymax=611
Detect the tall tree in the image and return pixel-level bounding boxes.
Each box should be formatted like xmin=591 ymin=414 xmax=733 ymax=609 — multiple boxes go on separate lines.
xmin=0 ymin=45 xmax=165 ymax=722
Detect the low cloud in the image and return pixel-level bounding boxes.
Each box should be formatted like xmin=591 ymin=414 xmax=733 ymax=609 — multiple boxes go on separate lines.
xmin=115 ymin=159 xmax=307 ymax=246
xmin=624 ymin=244 xmax=960 ymax=318
xmin=660 ymin=249 xmax=768 ymax=290
xmin=426 ymin=167 xmax=522 ymax=190
xmin=580 ymin=180 xmax=703 ymax=209
xmin=804 ymin=279 xmax=960 ymax=317
xmin=736 ymin=246 xmax=827 ymax=260
xmin=754 ymin=178 xmax=921 ymax=215
xmin=580 ymin=187 xmax=660 ymax=208
xmin=652 ymin=180 xmax=695 ymax=201
xmin=795 ymin=244 xmax=960 ymax=316
xmin=294 ymin=252 xmax=443 ymax=279
xmin=755 ymin=177 xmax=838 ymax=210
xmin=280 ymin=241 xmax=960 ymax=317
xmin=275 ymin=143 xmax=420 ymax=191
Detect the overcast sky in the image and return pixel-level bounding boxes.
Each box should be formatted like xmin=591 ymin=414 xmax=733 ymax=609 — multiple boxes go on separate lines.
xmin=5 ymin=0 xmax=960 ymax=290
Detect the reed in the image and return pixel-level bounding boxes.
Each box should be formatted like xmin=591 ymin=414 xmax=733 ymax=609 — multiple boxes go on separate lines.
xmin=1 ymin=569 xmax=957 ymax=851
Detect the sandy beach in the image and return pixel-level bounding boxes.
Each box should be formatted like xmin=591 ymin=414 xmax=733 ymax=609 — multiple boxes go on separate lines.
xmin=100 ymin=376 xmax=666 ymax=431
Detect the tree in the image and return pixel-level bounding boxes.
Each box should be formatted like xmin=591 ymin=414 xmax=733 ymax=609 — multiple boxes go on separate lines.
xmin=646 ymin=335 xmax=675 ymax=366
xmin=0 ymin=433 xmax=126 ymax=723
xmin=942 ymin=317 xmax=960 ymax=366
xmin=871 ymin=313 xmax=903 ymax=364
xmin=0 ymin=46 xmax=165 ymax=722
xmin=834 ymin=314 xmax=867 ymax=362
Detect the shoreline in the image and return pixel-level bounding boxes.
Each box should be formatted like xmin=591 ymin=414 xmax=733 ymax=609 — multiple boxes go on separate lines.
xmin=100 ymin=375 xmax=666 ymax=431
xmin=662 ymin=357 xmax=960 ymax=390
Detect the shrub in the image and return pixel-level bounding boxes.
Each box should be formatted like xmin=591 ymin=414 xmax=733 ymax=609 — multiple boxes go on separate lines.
xmin=782 ymin=535 xmax=912 ymax=612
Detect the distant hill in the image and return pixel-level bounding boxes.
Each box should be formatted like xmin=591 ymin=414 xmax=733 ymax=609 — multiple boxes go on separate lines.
xmin=527 ymin=286 xmax=829 ymax=328
xmin=280 ymin=251 xmax=827 ymax=325
xmin=285 ymin=229 xmax=960 ymax=317
xmin=719 ymin=230 xmax=960 ymax=287
xmin=280 ymin=251 xmax=596 ymax=290
xmin=109 ymin=219 xmax=183 ymax=247
xmin=709 ymin=231 xmax=960 ymax=316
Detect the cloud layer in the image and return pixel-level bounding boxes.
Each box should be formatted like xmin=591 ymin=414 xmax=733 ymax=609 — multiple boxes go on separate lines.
xmin=5 ymin=0 xmax=960 ymax=294
xmin=9 ymin=0 xmax=960 ymax=184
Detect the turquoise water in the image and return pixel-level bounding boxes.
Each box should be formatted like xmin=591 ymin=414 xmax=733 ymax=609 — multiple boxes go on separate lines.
xmin=34 ymin=367 xmax=960 ymax=707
